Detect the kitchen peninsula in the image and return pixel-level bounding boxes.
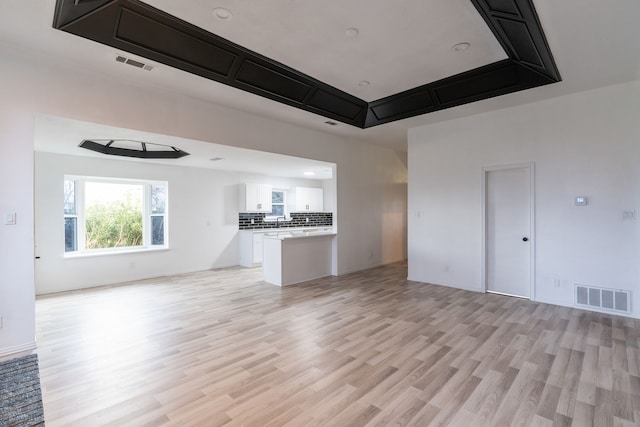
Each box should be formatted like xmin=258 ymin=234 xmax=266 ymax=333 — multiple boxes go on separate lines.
xmin=262 ymin=229 xmax=336 ymax=286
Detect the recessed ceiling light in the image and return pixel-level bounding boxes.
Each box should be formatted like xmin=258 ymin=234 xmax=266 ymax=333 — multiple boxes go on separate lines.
xmin=452 ymin=42 xmax=471 ymax=52
xmin=304 ymin=171 xmax=316 ymax=176
xmin=345 ymin=28 xmax=359 ymax=37
xmin=209 ymin=157 xmax=224 ymax=161
xmin=358 ymin=80 xmax=370 ymax=87
xmin=324 ymin=121 xmax=338 ymax=126
xmin=213 ymin=7 xmax=232 ymax=20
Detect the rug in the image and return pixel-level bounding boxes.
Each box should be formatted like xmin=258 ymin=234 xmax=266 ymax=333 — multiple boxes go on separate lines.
xmin=0 ymin=354 xmax=45 ymax=426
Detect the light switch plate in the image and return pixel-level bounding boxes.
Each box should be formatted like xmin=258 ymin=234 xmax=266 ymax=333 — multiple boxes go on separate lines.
xmin=5 ymin=213 xmax=16 ymax=225
xmin=574 ymin=196 xmax=588 ymax=206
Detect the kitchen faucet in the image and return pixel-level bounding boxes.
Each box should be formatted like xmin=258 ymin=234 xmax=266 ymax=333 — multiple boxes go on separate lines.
xmin=276 ymin=216 xmax=286 ymax=228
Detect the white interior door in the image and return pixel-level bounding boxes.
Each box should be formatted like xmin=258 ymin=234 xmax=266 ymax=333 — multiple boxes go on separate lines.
xmin=486 ymin=166 xmax=531 ymax=298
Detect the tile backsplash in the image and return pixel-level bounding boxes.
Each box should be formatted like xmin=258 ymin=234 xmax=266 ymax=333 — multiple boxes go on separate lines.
xmin=239 ymin=212 xmax=333 ymax=230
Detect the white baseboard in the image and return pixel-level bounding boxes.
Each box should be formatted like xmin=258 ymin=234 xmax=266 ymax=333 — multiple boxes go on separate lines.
xmin=0 ymin=341 xmax=37 ymax=359
xmin=407 ymin=276 xmax=483 ymax=293
xmin=337 ymin=258 xmax=406 ymax=276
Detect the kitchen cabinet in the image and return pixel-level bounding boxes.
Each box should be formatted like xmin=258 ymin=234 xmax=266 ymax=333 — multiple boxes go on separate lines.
xmin=238 ymin=230 xmax=266 ymax=267
xmin=295 ymin=187 xmax=323 ymax=212
xmin=239 ymin=227 xmax=332 ymax=268
xmin=239 ymin=183 xmax=272 ymax=212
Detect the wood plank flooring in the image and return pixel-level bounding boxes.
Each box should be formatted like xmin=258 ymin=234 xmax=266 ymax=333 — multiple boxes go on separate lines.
xmin=35 ymin=263 xmax=640 ymax=426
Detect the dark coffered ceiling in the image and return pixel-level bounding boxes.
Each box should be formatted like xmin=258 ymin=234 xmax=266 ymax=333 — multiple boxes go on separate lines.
xmin=53 ymin=0 xmax=560 ymax=129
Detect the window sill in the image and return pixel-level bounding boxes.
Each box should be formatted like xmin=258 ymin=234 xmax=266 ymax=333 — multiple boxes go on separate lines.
xmin=64 ymin=246 xmax=170 ymax=259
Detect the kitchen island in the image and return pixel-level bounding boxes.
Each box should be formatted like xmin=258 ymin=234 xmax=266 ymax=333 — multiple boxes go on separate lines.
xmin=262 ymin=229 xmax=336 ymax=286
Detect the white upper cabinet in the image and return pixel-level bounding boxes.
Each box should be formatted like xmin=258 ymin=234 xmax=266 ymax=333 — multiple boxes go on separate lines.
xmin=295 ymin=187 xmax=323 ymax=212
xmin=239 ymin=183 xmax=273 ymax=212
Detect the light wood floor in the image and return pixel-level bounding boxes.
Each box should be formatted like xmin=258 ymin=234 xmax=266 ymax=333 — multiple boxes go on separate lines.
xmin=35 ymin=263 xmax=640 ymax=426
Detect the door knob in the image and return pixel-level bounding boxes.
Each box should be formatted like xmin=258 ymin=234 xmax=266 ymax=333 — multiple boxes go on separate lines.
xmin=522 ymin=237 xmax=529 ymax=242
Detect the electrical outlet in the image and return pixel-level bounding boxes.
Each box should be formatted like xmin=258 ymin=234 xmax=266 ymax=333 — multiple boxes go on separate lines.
xmin=0 ymin=315 xmax=3 ymax=329
xmin=553 ymin=279 xmax=561 ymax=288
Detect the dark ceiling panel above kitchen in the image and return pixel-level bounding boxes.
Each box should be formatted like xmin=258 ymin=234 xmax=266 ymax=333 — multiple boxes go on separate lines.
xmin=53 ymin=0 xmax=560 ymax=129
xmin=115 ymin=8 xmax=239 ymax=78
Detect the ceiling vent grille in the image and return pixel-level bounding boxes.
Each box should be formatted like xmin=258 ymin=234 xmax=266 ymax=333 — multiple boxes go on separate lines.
xmin=115 ymin=55 xmax=154 ymax=71
xmin=575 ymin=284 xmax=631 ymax=314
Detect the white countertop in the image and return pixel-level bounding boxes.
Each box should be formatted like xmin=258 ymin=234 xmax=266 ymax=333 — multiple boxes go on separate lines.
xmin=262 ymin=229 xmax=336 ymax=240
xmin=240 ymin=227 xmax=334 ymax=234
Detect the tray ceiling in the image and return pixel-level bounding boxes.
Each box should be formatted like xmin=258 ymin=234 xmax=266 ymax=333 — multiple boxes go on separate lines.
xmin=53 ymin=0 xmax=560 ymax=128
xmin=142 ymin=0 xmax=508 ymax=101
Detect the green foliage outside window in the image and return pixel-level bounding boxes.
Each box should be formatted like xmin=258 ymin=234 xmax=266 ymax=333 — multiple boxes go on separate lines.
xmin=85 ymin=196 xmax=143 ymax=249
xmin=64 ymin=178 xmax=166 ymax=252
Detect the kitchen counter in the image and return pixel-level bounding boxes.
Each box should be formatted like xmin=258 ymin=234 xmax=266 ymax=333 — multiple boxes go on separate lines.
xmin=242 ymin=226 xmax=333 ymax=234
xmin=262 ymin=229 xmax=336 ymax=240
xmin=238 ymin=227 xmax=334 ymax=268
xmin=262 ymin=230 xmax=336 ymax=286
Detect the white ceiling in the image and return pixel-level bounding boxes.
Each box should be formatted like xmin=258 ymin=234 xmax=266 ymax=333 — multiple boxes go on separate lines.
xmin=0 ymin=0 xmax=638 ymax=152
xmin=34 ymin=116 xmax=335 ymax=180
xmin=144 ymin=0 xmax=507 ymax=101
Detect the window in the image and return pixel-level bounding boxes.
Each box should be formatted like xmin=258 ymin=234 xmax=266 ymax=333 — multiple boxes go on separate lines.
xmin=64 ymin=176 xmax=168 ymax=254
xmin=270 ymin=189 xmax=286 ymax=217
xmin=63 ymin=180 xmax=77 ymax=252
xmin=150 ymin=184 xmax=166 ymax=245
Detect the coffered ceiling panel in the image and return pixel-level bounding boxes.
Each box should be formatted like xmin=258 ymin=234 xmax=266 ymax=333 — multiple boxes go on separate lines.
xmin=142 ymin=0 xmax=509 ymax=101
xmin=52 ymin=0 xmax=561 ymax=128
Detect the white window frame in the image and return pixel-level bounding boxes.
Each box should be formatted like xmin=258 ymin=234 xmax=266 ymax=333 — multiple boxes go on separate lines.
xmin=264 ymin=188 xmax=288 ymax=221
xmin=63 ymin=180 xmax=78 ymax=252
xmin=64 ymin=175 xmax=169 ymax=257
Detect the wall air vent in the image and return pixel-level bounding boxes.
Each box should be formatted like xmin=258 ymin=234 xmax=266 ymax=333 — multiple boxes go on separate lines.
xmin=115 ymin=55 xmax=154 ymax=71
xmin=575 ymin=284 xmax=631 ymax=314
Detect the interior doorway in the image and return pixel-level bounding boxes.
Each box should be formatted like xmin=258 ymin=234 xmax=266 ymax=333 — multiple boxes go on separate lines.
xmin=484 ymin=164 xmax=534 ymax=299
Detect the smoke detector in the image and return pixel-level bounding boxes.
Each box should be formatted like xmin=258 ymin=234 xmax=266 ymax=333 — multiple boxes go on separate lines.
xmin=115 ymin=55 xmax=154 ymax=71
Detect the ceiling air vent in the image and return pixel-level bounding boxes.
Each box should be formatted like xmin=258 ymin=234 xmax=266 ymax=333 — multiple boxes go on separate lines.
xmin=115 ymin=55 xmax=154 ymax=71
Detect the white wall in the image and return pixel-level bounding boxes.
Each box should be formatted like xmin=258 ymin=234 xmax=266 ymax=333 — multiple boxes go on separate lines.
xmin=35 ymin=152 xmax=326 ymax=294
xmin=0 ymin=49 xmax=407 ymax=355
xmin=408 ymin=80 xmax=640 ymax=317
xmin=0 ymin=107 xmax=36 ymax=356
